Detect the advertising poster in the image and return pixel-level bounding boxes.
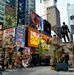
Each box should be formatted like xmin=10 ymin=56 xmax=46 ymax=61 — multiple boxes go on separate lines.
xmin=40 ymin=18 xmax=44 ymax=31
xmin=28 ymin=27 xmax=51 ymax=48
xmin=44 ymin=20 xmax=51 ymax=35
xmin=24 ymin=47 xmax=30 ymax=55
xmin=30 ymin=10 xmax=41 ymax=27
xmin=4 ymin=5 xmax=16 ymax=29
xmin=15 ymin=28 xmax=25 ymax=51
xmin=3 ymin=28 xmax=15 ymax=46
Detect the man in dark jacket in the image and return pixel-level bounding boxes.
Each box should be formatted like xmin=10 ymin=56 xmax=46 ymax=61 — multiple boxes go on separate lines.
xmin=61 ymin=22 xmax=70 ymax=43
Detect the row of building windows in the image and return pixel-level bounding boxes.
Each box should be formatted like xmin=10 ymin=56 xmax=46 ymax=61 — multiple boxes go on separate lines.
xmin=0 ymin=11 xmax=4 ymax=17
xmin=0 ymin=1 xmax=5 ymax=6
xmin=0 ymin=5 xmax=5 ymax=11
xmin=70 ymin=15 xmax=74 ymax=20
xmin=0 ymin=16 xmax=4 ymax=21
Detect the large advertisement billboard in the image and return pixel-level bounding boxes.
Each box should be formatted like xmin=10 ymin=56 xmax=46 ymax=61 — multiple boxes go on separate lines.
xmin=28 ymin=27 xmax=50 ymax=48
xmin=15 ymin=28 xmax=25 ymax=51
xmin=30 ymin=10 xmax=41 ymax=27
xmin=44 ymin=20 xmax=51 ymax=35
xmin=18 ymin=0 xmax=25 ymax=25
xmin=3 ymin=28 xmax=15 ymax=46
xmin=4 ymin=5 xmax=16 ymax=29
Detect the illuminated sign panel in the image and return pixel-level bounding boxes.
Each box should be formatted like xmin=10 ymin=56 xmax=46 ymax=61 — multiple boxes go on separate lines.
xmin=28 ymin=27 xmax=50 ymax=48
xmin=4 ymin=5 xmax=16 ymax=29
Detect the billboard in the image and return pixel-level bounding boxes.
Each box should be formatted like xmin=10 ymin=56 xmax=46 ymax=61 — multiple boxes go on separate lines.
xmin=44 ymin=20 xmax=51 ymax=35
xmin=0 ymin=23 xmax=3 ymax=47
xmin=24 ymin=47 xmax=30 ymax=55
xmin=4 ymin=5 xmax=16 ymax=29
xmin=30 ymin=10 xmax=41 ymax=27
xmin=28 ymin=27 xmax=50 ymax=48
xmin=40 ymin=18 xmax=44 ymax=31
xmin=15 ymin=28 xmax=25 ymax=51
xmin=18 ymin=0 xmax=25 ymax=25
xmin=3 ymin=28 xmax=15 ymax=46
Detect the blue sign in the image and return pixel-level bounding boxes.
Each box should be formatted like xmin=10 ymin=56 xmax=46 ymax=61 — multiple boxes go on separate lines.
xmin=15 ymin=28 xmax=25 ymax=51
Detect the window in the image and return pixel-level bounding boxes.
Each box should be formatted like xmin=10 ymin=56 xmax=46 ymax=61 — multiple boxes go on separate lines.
xmin=70 ymin=15 xmax=74 ymax=20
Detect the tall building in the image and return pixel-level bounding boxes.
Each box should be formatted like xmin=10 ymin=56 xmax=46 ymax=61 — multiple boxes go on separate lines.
xmin=0 ymin=0 xmax=6 ymax=23
xmin=28 ymin=0 xmax=36 ymax=12
xmin=6 ymin=0 xmax=16 ymax=7
xmin=37 ymin=0 xmax=57 ymax=20
xmin=67 ymin=3 xmax=74 ymax=42
xmin=47 ymin=6 xmax=61 ymax=37
xmin=17 ymin=0 xmax=36 ymax=26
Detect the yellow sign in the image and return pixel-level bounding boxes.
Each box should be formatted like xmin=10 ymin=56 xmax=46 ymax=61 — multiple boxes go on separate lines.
xmin=30 ymin=35 xmax=39 ymax=45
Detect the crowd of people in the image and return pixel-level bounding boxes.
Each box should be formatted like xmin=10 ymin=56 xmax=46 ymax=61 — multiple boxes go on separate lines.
xmin=47 ymin=34 xmax=74 ymax=70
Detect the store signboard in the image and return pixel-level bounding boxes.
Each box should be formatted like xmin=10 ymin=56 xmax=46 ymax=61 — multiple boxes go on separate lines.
xmin=28 ymin=27 xmax=50 ymax=48
xmin=15 ymin=28 xmax=25 ymax=51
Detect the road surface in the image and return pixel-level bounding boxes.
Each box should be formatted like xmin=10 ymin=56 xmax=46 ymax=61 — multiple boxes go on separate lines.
xmin=1 ymin=66 xmax=74 ymax=75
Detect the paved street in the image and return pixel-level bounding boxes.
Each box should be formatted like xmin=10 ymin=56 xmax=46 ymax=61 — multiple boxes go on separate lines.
xmin=1 ymin=66 xmax=74 ymax=75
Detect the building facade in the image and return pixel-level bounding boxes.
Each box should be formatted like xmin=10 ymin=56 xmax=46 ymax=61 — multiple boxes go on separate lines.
xmin=28 ymin=0 xmax=36 ymax=12
xmin=6 ymin=0 xmax=16 ymax=7
xmin=67 ymin=3 xmax=74 ymax=42
xmin=37 ymin=0 xmax=57 ymax=20
xmin=17 ymin=0 xmax=36 ymax=26
xmin=47 ymin=6 xmax=61 ymax=37
xmin=0 ymin=0 xmax=6 ymax=23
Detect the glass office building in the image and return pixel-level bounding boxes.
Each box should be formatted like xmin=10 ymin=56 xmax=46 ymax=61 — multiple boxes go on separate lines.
xmin=28 ymin=0 xmax=36 ymax=12
xmin=6 ymin=0 xmax=16 ymax=7
xmin=0 ymin=0 xmax=6 ymax=23
xmin=67 ymin=3 xmax=74 ymax=42
xmin=18 ymin=0 xmax=36 ymax=25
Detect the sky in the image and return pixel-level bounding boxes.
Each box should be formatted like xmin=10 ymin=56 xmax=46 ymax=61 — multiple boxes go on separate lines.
xmin=36 ymin=0 xmax=74 ymax=26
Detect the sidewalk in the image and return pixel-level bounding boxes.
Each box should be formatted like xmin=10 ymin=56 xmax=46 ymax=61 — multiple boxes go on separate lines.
xmin=29 ymin=66 xmax=74 ymax=75
xmin=1 ymin=66 xmax=74 ymax=75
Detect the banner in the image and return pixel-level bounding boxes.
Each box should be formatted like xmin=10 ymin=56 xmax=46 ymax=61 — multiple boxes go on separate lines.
xmin=3 ymin=28 xmax=15 ymax=46
xmin=4 ymin=5 xmax=16 ymax=29
xmin=24 ymin=47 xmax=30 ymax=55
xmin=30 ymin=10 xmax=41 ymax=27
xmin=28 ymin=27 xmax=51 ymax=48
xmin=15 ymin=28 xmax=25 ymax=51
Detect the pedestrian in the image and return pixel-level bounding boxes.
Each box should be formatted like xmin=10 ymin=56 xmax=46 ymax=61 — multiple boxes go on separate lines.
xmin=67 ymin=41 xmax=74 ymax=66
xmin=57 ymin=38 xmax=64 ymax=63
xmin=61 ymin=22 xmax=70 ymax=43
xmin=4 ymin=35 xmax=16 ymax=69
xmin=47 ymin=34 xmax=58 ymax=70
